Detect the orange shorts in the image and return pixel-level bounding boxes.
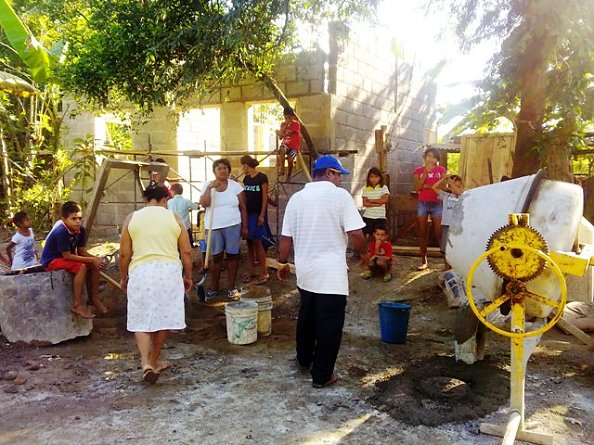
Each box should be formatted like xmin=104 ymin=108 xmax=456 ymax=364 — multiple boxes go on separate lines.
xmin=46 ymin=258 xmax=84 ymax=274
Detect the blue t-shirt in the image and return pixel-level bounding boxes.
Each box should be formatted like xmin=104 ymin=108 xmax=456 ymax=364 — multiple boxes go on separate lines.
xmin=40 ymin=223 xmax=86 ymax=266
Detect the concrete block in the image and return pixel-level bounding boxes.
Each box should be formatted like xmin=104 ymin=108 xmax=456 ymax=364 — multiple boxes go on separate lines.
xmin=221 ymin=87 xmax=241 ymax=102
xmin=241 ymin=84 xmax=273 ymax=101
xmin=297 ymin=64 xmax=324 ymax=81
xmin=0 ymin=271 xmax=92 ymax=345
xmin=275 ymin=65 xmax=297 ymax=82
xmin=309 ymin=79 xmax=324 ymax=94
xmin=286 ymin=81 xmax=310 ymax=96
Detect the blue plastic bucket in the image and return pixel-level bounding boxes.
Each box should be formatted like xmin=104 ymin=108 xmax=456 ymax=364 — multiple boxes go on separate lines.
xmin=378 ymin=301 xmax=411 ymax=344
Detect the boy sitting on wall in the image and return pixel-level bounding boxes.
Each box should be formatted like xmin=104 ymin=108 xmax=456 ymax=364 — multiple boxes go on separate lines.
xmin=41 ymin=201 xmax=107 ymax=319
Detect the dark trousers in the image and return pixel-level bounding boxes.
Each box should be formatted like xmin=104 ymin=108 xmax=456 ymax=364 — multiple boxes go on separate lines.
xmin=296 ymin=288 xmax=347 ymax=384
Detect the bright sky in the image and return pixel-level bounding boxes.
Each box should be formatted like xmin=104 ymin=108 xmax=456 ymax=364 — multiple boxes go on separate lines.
xmin=375 ymin=0 xmax=501 ymax=135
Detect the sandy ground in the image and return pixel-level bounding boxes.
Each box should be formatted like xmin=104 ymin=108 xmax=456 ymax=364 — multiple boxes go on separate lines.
xmin=0 ymin=249 xmax=593 ymax=445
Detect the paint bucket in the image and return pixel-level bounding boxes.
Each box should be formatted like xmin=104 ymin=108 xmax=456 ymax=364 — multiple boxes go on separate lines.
xmin=241 ymin=292 xmax=273 ymax=336
xmin=378 ymin=301 xmax=411 ymax=344
xmin=225 ymin=301 xmax=258 ymax=345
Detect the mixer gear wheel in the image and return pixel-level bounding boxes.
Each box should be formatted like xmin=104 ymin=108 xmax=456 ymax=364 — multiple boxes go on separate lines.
xmin=486 ymin=224 xmax=548 ymax=281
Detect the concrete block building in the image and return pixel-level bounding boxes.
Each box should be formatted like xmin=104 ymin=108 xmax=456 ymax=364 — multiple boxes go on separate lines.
xmin=64 ymin=24 xmax=437 ymax=236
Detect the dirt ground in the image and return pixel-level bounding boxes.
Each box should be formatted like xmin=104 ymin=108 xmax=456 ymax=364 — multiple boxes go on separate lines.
xmin=0 ymin=246 xmax=593 ymax=445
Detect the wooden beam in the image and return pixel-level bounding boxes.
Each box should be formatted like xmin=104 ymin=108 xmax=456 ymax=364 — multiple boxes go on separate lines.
xmin=296 ymin=151 xmax=312 ymax=182
xmin=480 ymin=423 xmax=553 ymax=445
xmin=100 ymin=271 xmax=122 ymax=290
xmin=392 ymin=246 xmax=443 ymax=257
xmin=83 ymin=159 xmax=112 ymax=239
xmin=552 ymin=316 xmax=594 ymax=348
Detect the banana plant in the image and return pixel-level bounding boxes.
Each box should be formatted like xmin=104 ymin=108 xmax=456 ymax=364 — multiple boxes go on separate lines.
xmin=0 ymin=69 xmax=36 ymax=95
xmin=0 ymin=0 xmax=52 ymax=84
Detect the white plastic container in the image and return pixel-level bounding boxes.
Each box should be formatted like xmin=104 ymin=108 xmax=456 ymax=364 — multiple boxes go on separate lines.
xmin=225 ymin=301 xmax=258 ymax=345
xmin=241 ymin=291 xmax=273 ymax=336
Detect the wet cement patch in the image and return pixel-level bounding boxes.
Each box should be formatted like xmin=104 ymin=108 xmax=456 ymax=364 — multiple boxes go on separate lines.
xmin=369 ymin=355 xmax=509 ymax=426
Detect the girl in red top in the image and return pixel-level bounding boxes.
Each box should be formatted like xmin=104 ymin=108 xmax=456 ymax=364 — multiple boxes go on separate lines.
xmin=413 ymin=147 xmax=447 ymax=270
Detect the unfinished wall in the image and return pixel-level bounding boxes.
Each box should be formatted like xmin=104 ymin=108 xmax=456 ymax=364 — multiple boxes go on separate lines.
xmin=61 ymin=25 xmax=436 ymax=237
xmin=328 ymin=25 xmax=438 ymax=199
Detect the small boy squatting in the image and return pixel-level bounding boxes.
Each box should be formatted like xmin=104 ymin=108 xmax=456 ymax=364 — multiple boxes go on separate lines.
xmin=361 ymin=226 xmax=394 ymax=282
xmin=40 ymin=201 xmax=108 ymax=319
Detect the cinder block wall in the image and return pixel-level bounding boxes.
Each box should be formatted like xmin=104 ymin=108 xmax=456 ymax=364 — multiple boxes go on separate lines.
xmin=328 ymin=24 xmax=438 ymax=200
xmin=61 ymin=25 xmax=436 ymax=237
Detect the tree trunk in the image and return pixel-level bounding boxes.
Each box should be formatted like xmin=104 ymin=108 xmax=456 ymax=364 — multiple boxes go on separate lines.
xmin=258 ymin=72 xmax=319 ymax=159
xmin=512 ymin=2 xmax=558 ymax=178
xmin=540 ymin=116 xmax=574 ymax=182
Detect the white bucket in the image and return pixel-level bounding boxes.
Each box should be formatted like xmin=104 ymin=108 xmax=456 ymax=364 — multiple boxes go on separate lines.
xmin=241 ymin=291 xmax=273 ymax=337
xmin=225 ymin=301 xmax=258 ymax=345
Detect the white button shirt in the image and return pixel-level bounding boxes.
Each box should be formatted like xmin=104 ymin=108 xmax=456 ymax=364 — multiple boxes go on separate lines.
xmin=281 ymin=181 xmax=364 ymax=295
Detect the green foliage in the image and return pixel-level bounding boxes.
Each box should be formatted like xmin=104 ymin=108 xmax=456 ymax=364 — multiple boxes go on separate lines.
xmin=439 ymin=0 xmax=594 ymax=177
xmin=0 ymin=2 xmax=95 ymax=229
xmin=42 ymin=0 xmax=378 ymax=112
xmin=8 ymin=148 xmax=73 ymax=231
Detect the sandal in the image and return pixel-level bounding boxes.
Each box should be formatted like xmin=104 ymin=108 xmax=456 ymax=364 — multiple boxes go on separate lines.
xmin=254 ymin=274 xmax=270 ymax=285
xmin=154 ymin=361 xmax=171 ymax=374
xmin=142 ymin=366 xmax=159 ymax=384
xmin=242 ymin=273 xmax=257 ymax=283
xmin=382 ymin=273 xmax=392 ymax=282
xmin=360 ymin=271 xmax=372 ymax=280
xmin=417 ymin=263 xmax=429 ymax=271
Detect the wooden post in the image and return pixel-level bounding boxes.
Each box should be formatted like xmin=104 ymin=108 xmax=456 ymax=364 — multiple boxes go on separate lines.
xmin=296 ymin=152 xmax=312 ymax=182
xmin=375 ymin=126 xmax=391 ymax=232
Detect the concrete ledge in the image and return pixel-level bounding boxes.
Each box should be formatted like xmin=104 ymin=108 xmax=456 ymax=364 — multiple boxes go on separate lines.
xmin=0 ymin=270 xmax=92 ymax=345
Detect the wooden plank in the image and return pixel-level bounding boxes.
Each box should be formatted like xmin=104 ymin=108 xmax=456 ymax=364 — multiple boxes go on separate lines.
xmin=390 ymin=194 xmax=417 ymax=212
xmin=295 ymin=151 xmax=312 ymax=182
xmin=100 ymin=271 xmax=122 ymax=290
xmin=97 ymin=148 xmax=359 ymax=158
xmin=480 ymin=423 xmax=554 ymax=445
xmin=83 ymin=159 xmax=112 ymax=239
xmin=553 ymin=316 xmax=594 ymax=348
xmin=393 ymin=246 xmax=443 ymax=257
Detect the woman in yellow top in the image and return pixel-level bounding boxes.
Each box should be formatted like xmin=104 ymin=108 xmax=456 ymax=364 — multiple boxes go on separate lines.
xmin=119 ymin=185 xmax=193 ymax=384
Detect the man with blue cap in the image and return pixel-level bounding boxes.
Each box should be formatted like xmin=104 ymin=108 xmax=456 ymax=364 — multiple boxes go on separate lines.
xmin=277 ymin=155 xmax=369 ymax=388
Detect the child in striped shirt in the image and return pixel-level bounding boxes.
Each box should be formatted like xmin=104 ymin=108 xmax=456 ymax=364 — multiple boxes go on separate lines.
xmin=362 ymin=167 xmax=390 ymax=240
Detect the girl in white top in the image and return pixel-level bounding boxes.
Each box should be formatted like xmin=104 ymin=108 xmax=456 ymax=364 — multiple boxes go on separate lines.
xmin=6 ymin=211 xmax=37 ymax=270
xmin=362 ymin=167 xmax=390 ymax=239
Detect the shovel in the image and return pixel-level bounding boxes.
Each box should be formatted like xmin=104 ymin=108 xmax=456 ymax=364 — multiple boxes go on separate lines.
xmin=196 ymin=189 xmax=216 ymax=301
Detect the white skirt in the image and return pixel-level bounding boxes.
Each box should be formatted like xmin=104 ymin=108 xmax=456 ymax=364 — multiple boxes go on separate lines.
xmin=127 ymin=261 xmax=186 ymax=332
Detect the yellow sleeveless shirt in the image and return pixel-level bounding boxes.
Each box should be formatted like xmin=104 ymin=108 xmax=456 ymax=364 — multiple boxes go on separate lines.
xmin=128 ymin=206 xmax=182 ymax=271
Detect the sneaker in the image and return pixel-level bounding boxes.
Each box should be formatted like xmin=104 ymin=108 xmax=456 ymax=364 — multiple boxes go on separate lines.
xmin=205 ymin=290 xmax=218 ymax=302
xmin=312 ymin=373 xmax=338 ymax=389
xmin=382 ymin=273 xmax=392 ymax=282
xmin=227 ymin=288 xmax=241 ymax=300
xmin=360 ymin=271 xmax=372 ymax=280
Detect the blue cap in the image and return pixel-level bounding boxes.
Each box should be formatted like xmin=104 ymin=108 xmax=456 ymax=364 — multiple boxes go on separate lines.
xmin=312 ymin=155 xmax=350 ymax=175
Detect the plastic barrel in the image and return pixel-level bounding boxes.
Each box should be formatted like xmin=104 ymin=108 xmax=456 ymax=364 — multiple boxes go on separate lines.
xmin=225 ymin=301 xmax=258 ymax=345
xmin=378 ymin=301 xmax=411 ymax=344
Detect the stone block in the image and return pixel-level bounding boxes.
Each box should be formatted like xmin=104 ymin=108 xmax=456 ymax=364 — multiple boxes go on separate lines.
xmin=286 ymin=81 xmax=310 ymax=96
xmin=221 ymin=87 xmax=241 ymax=102
xmin=275 ymin=65 xmax=297 ymax=82
xmin=309 ymin=79 xmax=324 ymax=94
xmin=0 ymin=271 xmax=92 ymax=345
